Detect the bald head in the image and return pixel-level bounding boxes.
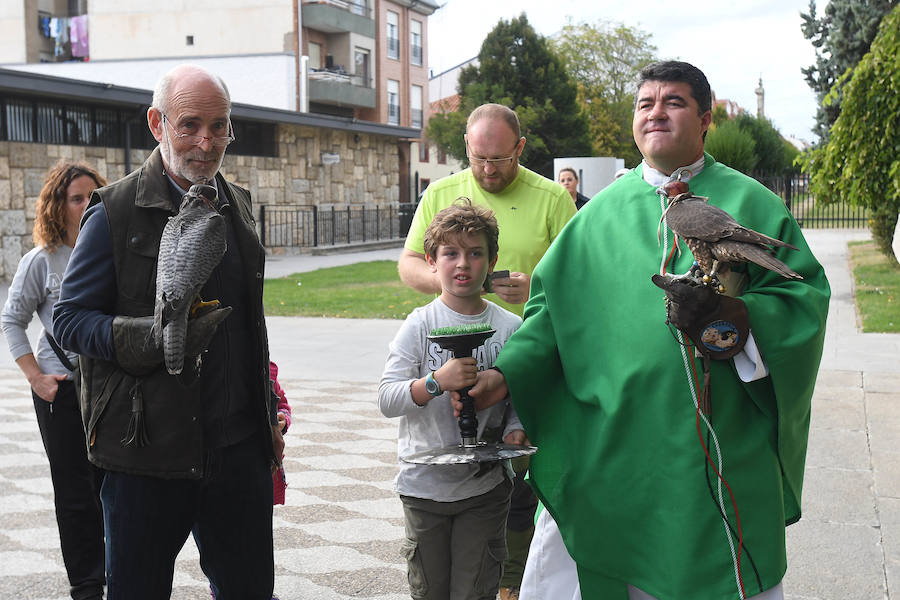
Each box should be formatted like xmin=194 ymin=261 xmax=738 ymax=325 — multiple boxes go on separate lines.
xmin=466 ymin=103 xmax=520 ymax=139
xmin=152 ymin=65 xmax=231 ymax=117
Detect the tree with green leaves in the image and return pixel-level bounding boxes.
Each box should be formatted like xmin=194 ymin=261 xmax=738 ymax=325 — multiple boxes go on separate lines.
xmin=733 ymin=114 xmax=794 ymax=173
xmin=803 ymin=5 xmax=900 ymax=262
xmin=705 ymin=119 xmax=758 ymax=174
xmin=704 ymin=112 xmax=797 ymax=175
xmin=550 ymin=19 xmax=657 ymax=166
xmin=427 ymin=14 xmax=591 ymax=178
xmin=800 ymin=0 xmax=897 ymax=140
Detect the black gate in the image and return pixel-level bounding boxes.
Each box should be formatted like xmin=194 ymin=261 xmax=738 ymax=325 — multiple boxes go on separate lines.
xmin=259 ymin=203 xmax=419 ymax=249
xmin=752 ymin=171 xmax=868 ymax=229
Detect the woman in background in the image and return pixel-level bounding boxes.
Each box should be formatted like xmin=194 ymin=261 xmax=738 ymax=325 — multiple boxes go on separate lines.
xmin=1 ymin=160 xmax=107 ymax=600
xmin=558 ymin=167 xmax=590 ymax=210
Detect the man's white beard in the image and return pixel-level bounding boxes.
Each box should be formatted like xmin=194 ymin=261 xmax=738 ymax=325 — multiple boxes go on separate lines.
xmin=161 ymin=142 xmax=224 ymax=185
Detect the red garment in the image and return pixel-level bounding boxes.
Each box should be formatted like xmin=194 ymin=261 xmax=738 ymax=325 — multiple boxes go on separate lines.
xmin=270 ymin=361 xmax=291 ymax=505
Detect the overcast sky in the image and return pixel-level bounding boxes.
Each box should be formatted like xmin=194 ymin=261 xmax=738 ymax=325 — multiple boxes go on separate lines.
xmin=427 ymin=0 xmax=820 ymax=144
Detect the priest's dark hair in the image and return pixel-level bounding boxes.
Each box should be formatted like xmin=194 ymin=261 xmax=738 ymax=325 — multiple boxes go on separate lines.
xmin=636 ymin=61 xmax=712 ymax=116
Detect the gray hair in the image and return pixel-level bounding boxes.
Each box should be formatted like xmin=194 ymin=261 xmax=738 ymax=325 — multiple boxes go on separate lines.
xmin=151 ymin=65 xmax=231 ymax=115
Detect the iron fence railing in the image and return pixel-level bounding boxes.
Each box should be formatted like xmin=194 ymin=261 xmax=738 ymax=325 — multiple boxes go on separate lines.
xmin=259 ymin=203 xmax=418 ymax=249
xmin=751 ymin=171 xmax=868 ymax=229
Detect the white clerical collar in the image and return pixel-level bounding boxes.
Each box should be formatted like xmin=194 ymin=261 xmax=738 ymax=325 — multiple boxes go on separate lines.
xmin=641 ymin=155 xmax=706 ymax=188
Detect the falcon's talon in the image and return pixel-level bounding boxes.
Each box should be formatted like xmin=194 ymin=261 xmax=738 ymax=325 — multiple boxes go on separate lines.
xmin=189 ymin=298 xmax=220 ymax=319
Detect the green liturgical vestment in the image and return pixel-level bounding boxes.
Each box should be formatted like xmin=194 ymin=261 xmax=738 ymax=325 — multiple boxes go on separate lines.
xmin=496 ymin=154 xmax=830 ymax=599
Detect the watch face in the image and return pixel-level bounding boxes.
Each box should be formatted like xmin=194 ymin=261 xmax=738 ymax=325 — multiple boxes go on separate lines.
xmin=425 ymin=374 xmax=440 ymax=396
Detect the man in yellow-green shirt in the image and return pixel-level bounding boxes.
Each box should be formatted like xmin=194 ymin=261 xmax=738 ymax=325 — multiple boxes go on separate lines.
xmin=398 ymin=103 xmax=574 ymax=598
xmin=399 ymin=103 xmax=575 ymax=317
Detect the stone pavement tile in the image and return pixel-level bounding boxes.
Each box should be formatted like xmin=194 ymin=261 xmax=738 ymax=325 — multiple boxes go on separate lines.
xmin=804 ymin=428 xmax=870 ymax=471
xmin=865 ymin=373 xmax=900 ymax=394
xmin=808 ymin=392 xmax=866 ymax=431
xmin=872 ymin=452 xmax=900 ymax=499
xmin=867 ymin=391 xmax=900 ymax=424
xmin=801 ymin=467 xmax=878 ymax=526
xmin=868 ymin=419 xmax=900 ymax=456
xmin=881 ymin=497 xmax=900 ymax=600
xmin=784 ymin=519 xmax=885 ymax=600
xmin=815 ymin=369 xmax=863 ymax=389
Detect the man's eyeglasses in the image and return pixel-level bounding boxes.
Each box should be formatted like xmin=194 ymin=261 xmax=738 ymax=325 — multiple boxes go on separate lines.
xmin=466 ymin=140 xmax=518 ymax=168
xmin=163 ymin=114 xmax=235 ymax=148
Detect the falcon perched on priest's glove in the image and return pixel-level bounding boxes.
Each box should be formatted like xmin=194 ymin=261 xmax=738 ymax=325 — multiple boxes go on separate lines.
xmin=651 ymin=273 xmax=749 ymax=360
xmin=152 ymin=183 xmax=229 ymax=375
xmin=659 ymin=180 xmax=802 ymax=291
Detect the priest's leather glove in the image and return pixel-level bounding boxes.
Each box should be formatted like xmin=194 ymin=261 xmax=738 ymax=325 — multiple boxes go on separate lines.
xmin=651 ymin=274 xmax=749 ymax=360
xmin=112 ymin=307 xmax=231 ymax=376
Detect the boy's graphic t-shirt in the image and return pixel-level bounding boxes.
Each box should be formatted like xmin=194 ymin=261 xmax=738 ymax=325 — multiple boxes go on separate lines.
xmin=378 ymin=298 xmax=522 ymax=502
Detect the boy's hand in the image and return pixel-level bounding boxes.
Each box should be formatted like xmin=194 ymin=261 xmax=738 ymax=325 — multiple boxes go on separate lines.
xmin=503 ymin=429 xmax=529 ymax=446
xmin=490 ymin=271 xmax=530 ymax=305
xmin=451 ymin=369 xmax=509 ymax=415
xmin=435 ymin=357 xmax=478 ymax=392
xmin=277 ymin=412 xmax=287 ymax=434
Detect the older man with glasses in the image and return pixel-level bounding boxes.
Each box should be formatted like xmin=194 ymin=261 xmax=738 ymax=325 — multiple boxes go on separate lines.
xmin=397 ymin=103 xmax=574 ymax=600
xmin=53 ymin=64 xmax=281 ymax=600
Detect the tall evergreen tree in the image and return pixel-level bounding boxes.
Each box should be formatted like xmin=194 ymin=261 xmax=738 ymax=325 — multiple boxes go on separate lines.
xmin=427 ymin=14 xmax=591 ymax=178
xmin=801 ymin=0 xmax=897 ymax=140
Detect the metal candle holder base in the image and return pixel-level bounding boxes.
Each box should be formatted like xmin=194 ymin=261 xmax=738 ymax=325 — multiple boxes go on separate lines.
xmin=403 ymin=441 xmax=537 ymax=465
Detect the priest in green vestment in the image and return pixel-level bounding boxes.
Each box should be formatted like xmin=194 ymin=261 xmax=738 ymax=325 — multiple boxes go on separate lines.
xmin=468 ymin=61 xmax=830 ymax=600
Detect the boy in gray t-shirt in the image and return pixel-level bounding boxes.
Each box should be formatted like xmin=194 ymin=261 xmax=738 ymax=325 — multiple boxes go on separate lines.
xmin=378 ymin=199 xmax=525 ymax=599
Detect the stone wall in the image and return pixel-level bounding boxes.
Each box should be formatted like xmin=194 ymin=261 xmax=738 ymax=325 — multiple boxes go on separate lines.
xmin=0 ymin=124 xmax=400 ymax=281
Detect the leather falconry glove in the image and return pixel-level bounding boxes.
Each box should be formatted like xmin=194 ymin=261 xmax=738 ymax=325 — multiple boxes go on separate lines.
xmin=651 ymin=274 xmax=749 ymax=360
xmin=112 ymin=306 xmax=231 ymax=376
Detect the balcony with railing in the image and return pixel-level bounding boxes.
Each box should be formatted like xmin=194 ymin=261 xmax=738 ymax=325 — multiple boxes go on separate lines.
xmin=301 ymin=0 xmax=374 ymax=37
xmin=387 ymin=102 xmax=400 ymax=126
xmin=387 ymin=36 xmax=400 ymax=59
xmin=411 ymin=44 xmax=422 ymax=66
xmin=411 ymin=108 xmax=423 ymax=128
xmin=308 ymin=65 xmax=376 ymax=108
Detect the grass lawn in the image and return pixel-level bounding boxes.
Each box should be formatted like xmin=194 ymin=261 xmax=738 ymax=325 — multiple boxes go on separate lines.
xmin=263 ymin=260 xmax=433 ymax=319
xmin=849 ymin=241 xmax=900 ymax=333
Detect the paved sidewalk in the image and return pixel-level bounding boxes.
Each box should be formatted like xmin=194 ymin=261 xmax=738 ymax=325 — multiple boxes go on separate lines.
xmin=0 ymin=229 xmax=897 ymax=599
xmin=782 ymin=229 xmax=900 ymax=600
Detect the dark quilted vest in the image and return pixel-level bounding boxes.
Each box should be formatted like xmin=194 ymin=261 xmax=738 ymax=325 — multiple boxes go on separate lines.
xmin=81 ymin=149 xmax=272 ymax=478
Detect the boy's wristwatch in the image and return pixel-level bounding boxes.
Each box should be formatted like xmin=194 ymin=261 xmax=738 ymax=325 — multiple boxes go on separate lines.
xmin=425 ymin=371 xmax=442 ymax=396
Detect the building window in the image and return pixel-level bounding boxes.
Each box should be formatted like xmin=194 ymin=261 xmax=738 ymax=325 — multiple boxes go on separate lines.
xmin=410 ymin=20 xmax=422 ymax=66
xmin=354 ymin=47 xmax=370 ymax=87
xmin=386 ymin=11 xmax=399 ymax=60
xmin=186 ymin=35 xmax=194 ymax=46
xmin=387 ymin=80 xmax=400 ymax=125
xmin=419 ymin=140 xmax=429 ymax=162
xmin=0 ymin=94 xmax=277 ymax=157
xmin=410 ymin=85 xmax=423 ymax=128
xmin=437 ymin=146 xmax=446 ymax=164
xmin=350 ymin=0 xmax=368 ymax=16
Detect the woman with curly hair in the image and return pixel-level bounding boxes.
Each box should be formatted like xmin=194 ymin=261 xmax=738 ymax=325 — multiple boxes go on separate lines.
xmin=2 ymin=160 xmax=107 ymax=600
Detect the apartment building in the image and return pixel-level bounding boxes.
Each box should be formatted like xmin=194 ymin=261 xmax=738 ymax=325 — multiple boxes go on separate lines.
xmin=2 ymin=0 xmax=438 ymax=202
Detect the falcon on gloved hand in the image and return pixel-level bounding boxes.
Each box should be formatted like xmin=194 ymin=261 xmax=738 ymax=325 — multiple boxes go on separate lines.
xmin=152 ymin=183 xmax=228 ymax=375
